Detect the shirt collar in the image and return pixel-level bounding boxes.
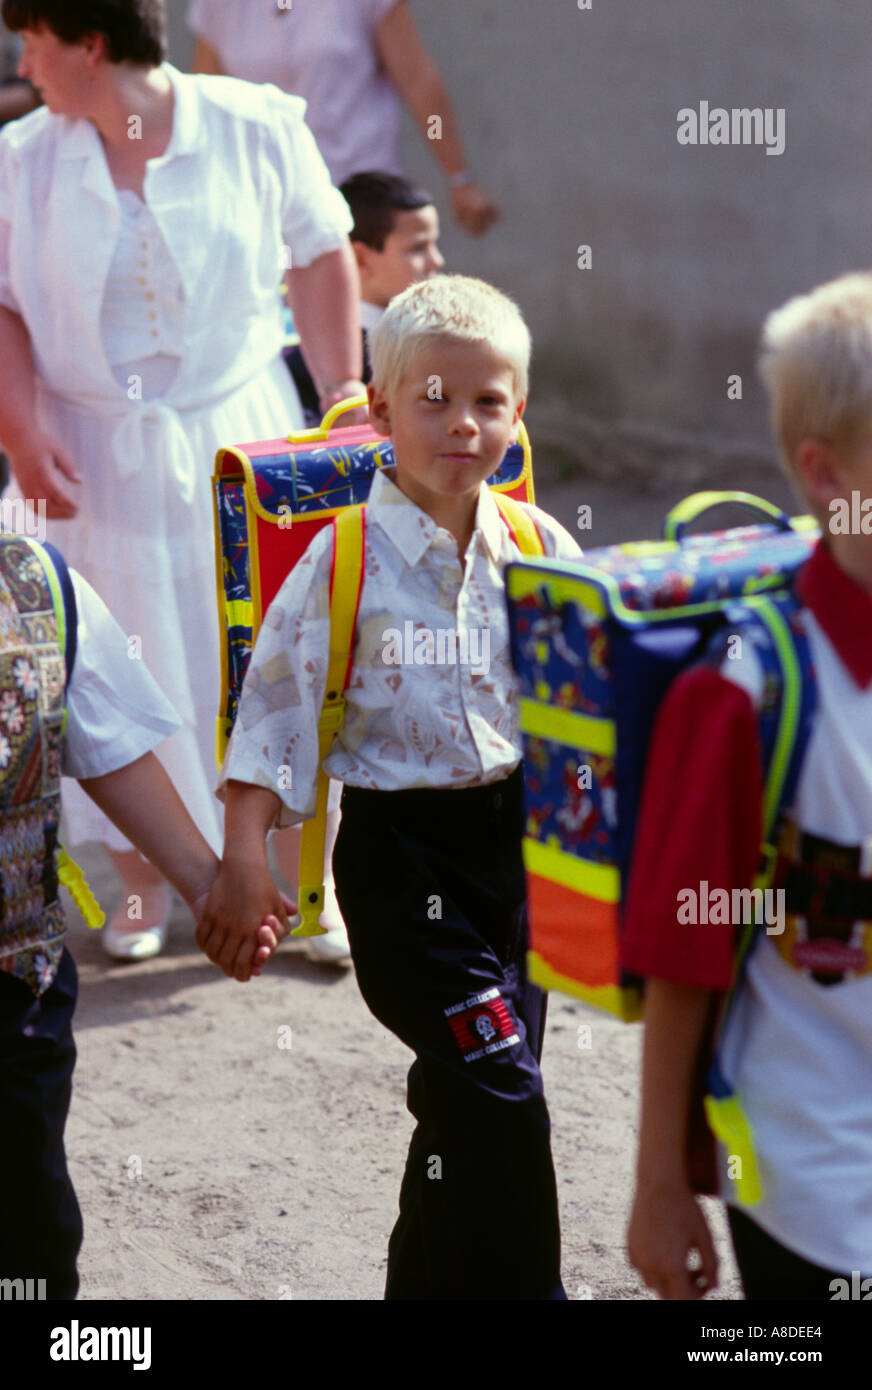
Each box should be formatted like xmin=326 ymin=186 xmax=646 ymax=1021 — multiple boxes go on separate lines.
xmin=57 ymin=63 xmax=203 ymax=168
xmin=797 ymin=539 xmax=872 ymax=687
xmin=367 ymin=468 xmax=507 ymax=567
xmin=359 ymin=301 xmax=384 ymax=331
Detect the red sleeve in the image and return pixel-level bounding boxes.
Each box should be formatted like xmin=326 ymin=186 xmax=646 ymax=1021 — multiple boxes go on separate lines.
xmin=622 ymin=665 xmax=763 ymax=990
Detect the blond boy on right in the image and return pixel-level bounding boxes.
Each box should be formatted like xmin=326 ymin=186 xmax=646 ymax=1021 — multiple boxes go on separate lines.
xmin=624 ymin=272 xmax=872 ymax=1300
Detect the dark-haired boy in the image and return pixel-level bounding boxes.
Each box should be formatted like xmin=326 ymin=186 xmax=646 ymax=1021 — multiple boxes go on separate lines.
xmin=286 ymin=169 xmax=443 ymax=425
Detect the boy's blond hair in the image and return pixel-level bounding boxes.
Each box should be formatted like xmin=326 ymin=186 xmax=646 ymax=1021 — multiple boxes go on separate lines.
xmin=369 ymin=274 xmax=531 ymax=401
xmin=760 ymin=272 xmax=872 ymax=475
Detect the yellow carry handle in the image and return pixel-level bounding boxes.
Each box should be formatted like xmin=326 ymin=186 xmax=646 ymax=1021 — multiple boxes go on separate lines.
xmin=294 ymin=504 xmax=366 ymax=936
xmin=286 ymin=394 xmax=369 ymax=447
xmin=57 ymin=846 xmax=105 ymax=929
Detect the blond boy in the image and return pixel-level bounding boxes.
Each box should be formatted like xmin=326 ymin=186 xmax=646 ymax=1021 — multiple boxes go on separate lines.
xmin=197 ymin=276 xmax=581 ymax=1299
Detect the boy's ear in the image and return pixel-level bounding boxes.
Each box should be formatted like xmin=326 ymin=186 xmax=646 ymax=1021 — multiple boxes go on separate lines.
xmin=367 ymin=382 xmax=392 ymax=438
xmin=509 ymin=396 xmax=527 ymax=445
xmin=794 ymin=438 xmax=848 ymax=511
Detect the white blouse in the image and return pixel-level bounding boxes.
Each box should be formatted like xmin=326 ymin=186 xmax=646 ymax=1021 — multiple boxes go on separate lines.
xmin=100 ymin=190 xmax=184 ymax=399
xmin=219 ymin=470 xmax=583 ymax=825
xmin=187 ymin=0 xmax=403 ymax=185
xmin=0 ymin=65 xmax=353 ymax=411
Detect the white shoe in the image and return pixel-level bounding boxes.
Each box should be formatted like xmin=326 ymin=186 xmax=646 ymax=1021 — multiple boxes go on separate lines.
xmin=101 ymin=883 xmax=172 ymax=962
xmin=102 ymin=920 xmax=169 ymax=961
xmin=307 ymin=923 xmax=352 ymax=967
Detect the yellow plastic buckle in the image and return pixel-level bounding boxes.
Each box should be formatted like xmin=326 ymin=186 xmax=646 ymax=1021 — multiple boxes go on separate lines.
xmin=317 ymin=698 xmax=346 ymax=736
xmin=292 ymin=885 xmax=327 ymax=937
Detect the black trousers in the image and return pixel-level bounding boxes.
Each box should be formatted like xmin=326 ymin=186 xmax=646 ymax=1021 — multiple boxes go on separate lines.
xmin=333 ymin=768 xmax=565 ymax=1301
xmin=0 ymin=946 xmax=82 ymax=1299
xmin=729 ymin=1206 xmax=863 ymax=1301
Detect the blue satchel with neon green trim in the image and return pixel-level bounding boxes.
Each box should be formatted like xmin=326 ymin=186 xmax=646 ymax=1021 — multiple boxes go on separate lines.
xmin=504 ymin=492 xmax=821 ymax=1201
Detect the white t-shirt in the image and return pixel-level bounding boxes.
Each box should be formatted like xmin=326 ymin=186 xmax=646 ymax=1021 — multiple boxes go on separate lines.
xmin=718 ymin=610 xmax=872 ymax=1273
xmin=63 ymin=568 xmax=181 ymax=779
xmin=187 ymin=0 xmax=403 ymax=184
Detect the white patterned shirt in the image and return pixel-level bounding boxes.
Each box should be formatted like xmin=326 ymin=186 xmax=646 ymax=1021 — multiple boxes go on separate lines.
xmin=219 ymin=468 xmax=582 ymax=825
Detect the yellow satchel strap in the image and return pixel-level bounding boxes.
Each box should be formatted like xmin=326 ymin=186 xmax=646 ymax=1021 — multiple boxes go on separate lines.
xmin=493 ymin=492 xmax=545 ymax=556
xmin=295 ymin=505 xmax=366 ymax=936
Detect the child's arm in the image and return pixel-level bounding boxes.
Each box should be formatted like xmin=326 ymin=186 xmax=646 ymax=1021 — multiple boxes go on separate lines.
xmin=627 ymin=979 xmax=719 ymax=1300
xmin=78 ymin=751 xmax=219 ymax=916
xmin=195 ymin=781 xmax=292 ymax=984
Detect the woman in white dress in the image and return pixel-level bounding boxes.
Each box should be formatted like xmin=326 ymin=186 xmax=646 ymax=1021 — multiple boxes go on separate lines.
xmin=0 ymin=0 xmax=366 ymax=956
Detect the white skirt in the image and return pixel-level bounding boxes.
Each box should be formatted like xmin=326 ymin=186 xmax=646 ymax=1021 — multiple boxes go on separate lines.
xmin=26 ymin=355 xmax=304 ymax=854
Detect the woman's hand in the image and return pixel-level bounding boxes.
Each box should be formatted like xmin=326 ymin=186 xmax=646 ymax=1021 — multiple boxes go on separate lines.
xmin=7 ymin=427 xmax=81 ymax=519
xmin=450 ymin=181 xmax=500 ymax=237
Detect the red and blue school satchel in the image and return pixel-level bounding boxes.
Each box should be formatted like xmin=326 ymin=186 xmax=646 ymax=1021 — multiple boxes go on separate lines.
xmin=212 ymin=395 xmax=536 ymax=769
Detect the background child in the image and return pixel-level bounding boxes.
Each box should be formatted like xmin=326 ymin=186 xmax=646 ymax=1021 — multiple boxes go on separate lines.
xmin=0 ymin=537 xmax=224 ymax=1300
xmin=199 ymin=275 xmax=582 ymax=1299
xmin=286 ymin=170 xmax=443 ymax=425
xmin=625 ymin=272 xmax=872 ymax=1300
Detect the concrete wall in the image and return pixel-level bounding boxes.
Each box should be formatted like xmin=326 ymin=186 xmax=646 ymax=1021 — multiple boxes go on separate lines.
xmin=166 ymin=0 xmax=872 ymax=466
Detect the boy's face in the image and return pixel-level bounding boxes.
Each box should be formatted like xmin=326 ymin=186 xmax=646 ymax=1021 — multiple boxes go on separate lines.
xmin=355 ymin=206 xmax=444 ymax=308
xmin=368 ymin=338 xmax=525 ymax=513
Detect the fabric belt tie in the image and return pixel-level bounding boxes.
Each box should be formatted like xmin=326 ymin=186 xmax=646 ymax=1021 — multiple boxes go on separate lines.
xmin=112 ymin=399 xmax=197 ymax=505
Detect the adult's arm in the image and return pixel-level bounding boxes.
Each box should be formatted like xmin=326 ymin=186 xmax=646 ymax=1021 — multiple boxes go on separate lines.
xmin=375 ymin=1 xmax=500 ymax=236
xmin=286 ymin=243 xmax=366 ymax=419
xmin=191 ymin=38 xmax=224 ymax=75
xmin=0 ymin=305 xmax=80 ymax=515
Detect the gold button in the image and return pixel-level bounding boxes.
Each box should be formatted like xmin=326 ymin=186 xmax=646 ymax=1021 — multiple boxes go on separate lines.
xmin=148 ymin=311 xmax=156 ymax=320
xmin=137 ymin=277 xmax=146 ymax=285
xmin=145 ymin=292 xmax=155 ymax=301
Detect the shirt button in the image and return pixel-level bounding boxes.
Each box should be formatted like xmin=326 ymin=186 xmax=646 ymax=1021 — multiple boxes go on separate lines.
xmin=137 ymin=277 xmax=147 ymax=285
xmin=148 ymin=312 xmax=157 ymax=321
xmin=493 ymin=792 xmax=503 ymax=810
xmin=145 ymin=292 xmax=155 ymax=301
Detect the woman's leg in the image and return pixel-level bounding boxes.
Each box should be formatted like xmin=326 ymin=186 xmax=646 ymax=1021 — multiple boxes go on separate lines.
xmin=102 ymin=848 xmax=173 ymax=959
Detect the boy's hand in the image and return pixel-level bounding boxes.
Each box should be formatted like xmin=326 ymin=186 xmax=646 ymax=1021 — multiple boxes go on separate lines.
xmin=195 ymin=854 xmax=293 ymax=983
xmin=249 ymin=896 xmax=297 ymax=977
xmin=627 ymin=1182 xmax=718 ymax=1300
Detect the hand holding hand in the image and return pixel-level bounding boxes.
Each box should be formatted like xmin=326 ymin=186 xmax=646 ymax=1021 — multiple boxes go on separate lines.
xmin=195 ymin=854 xmax=293 ymax=983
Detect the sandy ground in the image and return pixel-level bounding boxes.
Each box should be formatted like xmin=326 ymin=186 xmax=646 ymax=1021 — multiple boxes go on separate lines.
xmin=63 ymin=461 xmax=799 ymax=1302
